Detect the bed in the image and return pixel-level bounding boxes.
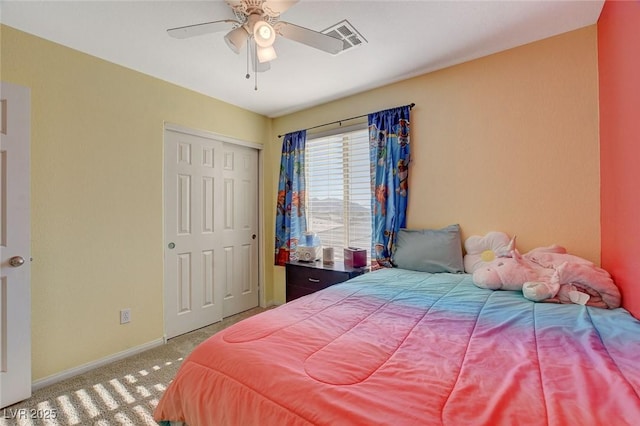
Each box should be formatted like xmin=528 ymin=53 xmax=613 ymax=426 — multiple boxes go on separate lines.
xmin=154 ymin=268 xmax=640 ymax=425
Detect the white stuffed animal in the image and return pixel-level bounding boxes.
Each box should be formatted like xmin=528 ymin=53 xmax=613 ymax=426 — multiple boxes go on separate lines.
xmin=463 ymin=231 xmax=516 ymax=273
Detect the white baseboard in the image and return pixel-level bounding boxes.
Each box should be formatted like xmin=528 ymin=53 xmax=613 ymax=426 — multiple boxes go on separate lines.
xmin=32 ymin=338 xmax=165 ymax=391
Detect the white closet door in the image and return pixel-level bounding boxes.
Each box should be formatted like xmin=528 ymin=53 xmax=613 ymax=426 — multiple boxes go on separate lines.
xmin=164 ymin=129 xmax=259 ymax=339
xmin=164 ymin=130 xmax=224 ymax=339
xmin=221 ymin=143 xmax=259 ymax=318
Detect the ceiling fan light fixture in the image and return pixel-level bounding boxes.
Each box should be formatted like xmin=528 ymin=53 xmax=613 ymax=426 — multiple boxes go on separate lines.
xmin=253 ymin=20 xmax=276 ymax=47
xmin=224 ymin=26 xmax=249 ymax=54
xmin=257 ymin=45 xmax=277 ymax=63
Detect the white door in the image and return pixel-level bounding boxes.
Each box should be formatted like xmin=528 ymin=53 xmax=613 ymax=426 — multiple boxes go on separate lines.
xmin=0 ymin=82 xmax=32 ymax=408
xmin=221 ymin=143 xmax=259 ymax=317
xmin=164 ymin=129 xmax=259 ymax=339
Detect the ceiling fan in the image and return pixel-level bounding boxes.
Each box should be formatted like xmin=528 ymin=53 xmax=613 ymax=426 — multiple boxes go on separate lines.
xmin=167 ymin=0 xmax=344 ymax=73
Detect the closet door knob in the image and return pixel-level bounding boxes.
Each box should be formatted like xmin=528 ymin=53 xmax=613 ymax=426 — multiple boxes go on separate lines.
xmin=9 ymin=256 xmax=25 ymax=267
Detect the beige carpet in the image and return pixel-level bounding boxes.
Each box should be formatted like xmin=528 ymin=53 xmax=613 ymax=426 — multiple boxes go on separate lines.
xmin=1 ymin=307 xmax=268 ymax=426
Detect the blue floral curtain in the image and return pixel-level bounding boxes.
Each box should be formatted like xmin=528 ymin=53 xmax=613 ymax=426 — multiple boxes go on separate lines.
xmin=369 ymin=105 xmax=411 ymax=267
xmin=274 ymin=130 xmax=307 ymax=266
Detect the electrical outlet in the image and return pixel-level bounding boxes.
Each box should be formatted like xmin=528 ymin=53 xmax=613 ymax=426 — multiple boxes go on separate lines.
xmin=120 ymin=308 xmax=131 ymax=324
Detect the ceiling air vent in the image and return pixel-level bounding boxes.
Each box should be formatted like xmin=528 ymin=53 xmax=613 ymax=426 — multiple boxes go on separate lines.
xmin=321 ymin=20 xmax=367 ymax=53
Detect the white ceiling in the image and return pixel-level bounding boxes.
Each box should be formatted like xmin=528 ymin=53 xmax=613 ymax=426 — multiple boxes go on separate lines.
xmin=1 ymin=0 xmax=604 ymax=118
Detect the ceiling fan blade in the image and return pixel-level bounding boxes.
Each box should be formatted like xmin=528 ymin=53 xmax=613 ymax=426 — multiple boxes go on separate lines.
xmin=262 ymin=0 xmax=300 ymax=17
xmin=167 ymin=20 xmax=239 ymax=39
xmin=275 ymin=22 xmax=344 ymax=54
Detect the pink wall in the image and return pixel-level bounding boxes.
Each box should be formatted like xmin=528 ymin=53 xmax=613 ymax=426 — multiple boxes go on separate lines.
xmin=598 ymin=0 xmax=640 ymax=319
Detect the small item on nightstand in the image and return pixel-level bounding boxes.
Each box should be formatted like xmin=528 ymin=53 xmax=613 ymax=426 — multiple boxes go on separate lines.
xmin=323 ymin=247 xmax=334 ymax=264
xmin=296 ymin=232 xmax=321 ymax=262
xmin=297 ymin=245 xmax=320 ymax=262
xmin=344 ymin=247 xmax=367 ymax=268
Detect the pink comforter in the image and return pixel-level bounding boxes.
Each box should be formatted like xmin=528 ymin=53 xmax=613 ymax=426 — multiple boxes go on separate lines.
xmin=154 ymin=269 xmax=640 ymax=425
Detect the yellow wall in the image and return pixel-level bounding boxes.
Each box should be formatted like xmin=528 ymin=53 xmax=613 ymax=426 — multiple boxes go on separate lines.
xmin=268 ymin=26 xmax=600 ymax=303
xmin=1 ymin=25 xmax=270 ymax=381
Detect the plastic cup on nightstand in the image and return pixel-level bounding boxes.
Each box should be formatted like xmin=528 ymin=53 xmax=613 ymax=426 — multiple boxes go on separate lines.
xmin=323 ymin=247 xmax=334 ymax=264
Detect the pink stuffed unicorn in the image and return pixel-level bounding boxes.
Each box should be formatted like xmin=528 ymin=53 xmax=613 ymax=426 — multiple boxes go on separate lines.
xmin=472 ymin=246 xmax=621 ymax=309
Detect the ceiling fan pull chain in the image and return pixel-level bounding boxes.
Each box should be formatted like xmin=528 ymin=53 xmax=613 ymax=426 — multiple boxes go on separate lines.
xmin=246 ymin=40 xmax=251 ymax=80
xmin=254 ymin=40 xmax=259 ymax=91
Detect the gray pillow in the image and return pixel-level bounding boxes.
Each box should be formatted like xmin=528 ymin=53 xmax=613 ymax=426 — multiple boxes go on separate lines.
xmin=392 ymin=225 xmax=464 ymax=273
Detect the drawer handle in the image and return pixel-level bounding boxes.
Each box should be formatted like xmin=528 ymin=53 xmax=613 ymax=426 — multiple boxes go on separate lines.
xmin=308 ymin=278 xmax=320 ymax=283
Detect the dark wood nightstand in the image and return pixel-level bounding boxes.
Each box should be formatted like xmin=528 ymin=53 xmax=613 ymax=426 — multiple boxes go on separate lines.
xmin=285 ymin=260 xmax=368 ymax=302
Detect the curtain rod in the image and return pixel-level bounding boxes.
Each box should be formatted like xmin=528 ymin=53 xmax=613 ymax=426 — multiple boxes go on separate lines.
xmin=277 ymin=103 xmax=415 ymax=138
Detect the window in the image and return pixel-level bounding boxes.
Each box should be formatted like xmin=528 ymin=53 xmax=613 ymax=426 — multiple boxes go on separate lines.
xmin=305 ymin=127 xmax=371 ymax=262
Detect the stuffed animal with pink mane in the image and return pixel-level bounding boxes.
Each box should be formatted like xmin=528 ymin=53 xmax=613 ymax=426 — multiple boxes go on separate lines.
xmin=472 ymin=245 xmax=621 ymax=309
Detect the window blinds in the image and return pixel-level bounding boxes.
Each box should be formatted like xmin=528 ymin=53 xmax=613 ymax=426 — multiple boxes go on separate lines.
xmin=305 ymin=128 xmax=371 ymax=262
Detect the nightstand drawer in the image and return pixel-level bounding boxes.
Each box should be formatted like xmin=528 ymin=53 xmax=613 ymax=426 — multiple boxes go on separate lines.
xmin=285 ymin=261 xmax=367 ymax=302
xmin=289 ymin=267 xmax=349 ymax=291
